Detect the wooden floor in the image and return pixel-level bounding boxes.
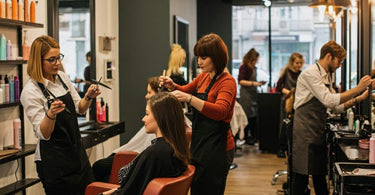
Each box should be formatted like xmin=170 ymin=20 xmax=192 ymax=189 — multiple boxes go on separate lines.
xmin=224 ymin=144 xmax=287 ymax=195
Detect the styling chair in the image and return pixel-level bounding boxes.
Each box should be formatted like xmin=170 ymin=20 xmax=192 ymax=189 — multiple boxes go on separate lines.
xmin=85 ymin=151 xmax=138 ymax=195
xmin=85 ymin=164 xmax=196 ymax=195
xmin=271 ymin=118 xmax=292 ymax=185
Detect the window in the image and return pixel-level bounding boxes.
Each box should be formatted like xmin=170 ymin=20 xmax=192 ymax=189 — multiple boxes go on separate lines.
xmin=232 ymin=5 xmax=330 ymax=96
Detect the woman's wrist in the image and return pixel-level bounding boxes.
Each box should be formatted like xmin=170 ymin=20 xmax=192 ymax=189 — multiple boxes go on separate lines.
xmin=187 ymin=95 xmax=193 ymax=104
xmin=84 ymin=94 xmax=93 ymax=101
xmin=46 ymin=111 xmax=56 ymax=120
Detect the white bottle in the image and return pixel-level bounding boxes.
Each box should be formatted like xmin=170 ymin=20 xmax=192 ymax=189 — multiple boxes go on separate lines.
xmin=348 ymin=109 xmax=354 ymax=131
xmin=370 ymin=133 xmax=375 ymax=164
xmin=0 ymin=88 xmax=3 ymax=104
xmin=354 ymin=119 xmax=360 ymax=135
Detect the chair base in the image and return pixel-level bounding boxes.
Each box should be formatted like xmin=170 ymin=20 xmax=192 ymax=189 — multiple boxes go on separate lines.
xmin=271 ymin=170 xmax=288 ymax=185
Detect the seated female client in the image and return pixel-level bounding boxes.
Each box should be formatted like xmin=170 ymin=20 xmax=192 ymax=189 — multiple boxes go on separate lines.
xmin=101 ymin=92 xmax=191 ymax=195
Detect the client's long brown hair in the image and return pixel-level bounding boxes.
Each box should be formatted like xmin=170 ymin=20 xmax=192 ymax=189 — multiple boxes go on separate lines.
xmin=148 ymin=92 xmax=191 ymax=165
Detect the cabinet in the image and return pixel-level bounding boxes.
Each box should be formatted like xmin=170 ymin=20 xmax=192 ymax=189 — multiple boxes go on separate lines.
xmin=0 ymin=18 xmax=43 ymax=195
xmin=258 ymin=93 xmax=282 ymax=153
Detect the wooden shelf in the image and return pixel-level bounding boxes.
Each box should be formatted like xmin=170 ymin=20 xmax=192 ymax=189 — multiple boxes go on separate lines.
xmin=0 ymin=144 xmax=36 ymax=164
xmin=0 ymin=18 xmax=43 ymax=28
xmin=0 ymin=60 xmax=27 ymax=65
xmin=0 ymin=102 xmax=20 ymax=109
xmin=0 ymin=178 xmax=40 ymax=195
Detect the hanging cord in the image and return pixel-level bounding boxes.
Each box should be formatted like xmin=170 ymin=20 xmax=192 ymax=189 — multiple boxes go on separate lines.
xmin=14 ymin=158 xmax=20 ymax=181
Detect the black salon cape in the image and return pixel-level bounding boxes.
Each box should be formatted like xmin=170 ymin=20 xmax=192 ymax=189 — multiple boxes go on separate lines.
xmin=113 ymin=137 xmax=187 ymax=195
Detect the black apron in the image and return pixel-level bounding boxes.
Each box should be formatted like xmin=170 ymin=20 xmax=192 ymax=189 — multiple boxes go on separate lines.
xmin=239 ymin=65 xmax=257 ymax=118
xmin=292 ymin=63 xmax=329 ymax=175
xmin=190 ymin=74 xmax=229 ymax=195
xmin=36 ymin=75 xmax=93 ymax=195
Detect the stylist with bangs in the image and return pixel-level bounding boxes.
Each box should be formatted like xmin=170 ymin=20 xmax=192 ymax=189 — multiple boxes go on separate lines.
xmin=20 ymin=35 xmax=101 ymax=195
xmin=160 ymin=33 xmax=237 ymax=195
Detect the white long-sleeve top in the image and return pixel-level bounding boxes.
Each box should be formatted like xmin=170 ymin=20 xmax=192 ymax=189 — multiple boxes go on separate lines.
xmin=20 ymin=71 xmax=82 ymax=161
xmin=294 ymin=63 xmax=344 ymax=113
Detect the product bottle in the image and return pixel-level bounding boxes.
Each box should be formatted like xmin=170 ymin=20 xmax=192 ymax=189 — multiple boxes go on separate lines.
xmin=348 ymin=108 xmax=354 ymax=131
xmin=17 ymin=0 xmax=23 ymax=21
xmin=0 ymin=0 xmax=5 ymax=18
xmin=105 ymin=103 xmax=109 ymax=122
xmin=22 ymin=30 xmax=30 ymax=60
xmin=14 ymin=75 xmax=19 ymax=101
xmin=6 ymin=40 xmax=12 ymax=60
xmin=96 ymin=101 xmax=101 ymax=122
xmin=0 ymin=88 xmax=3 ymax=104
xmin=4 ymin=74 xmax=9 ymax=102
xmin=13 ymin=118 xmax=21 ymax=149
xmin=370 ymin=133 xmax=375 ymax=163
xmin=5 ymin=0 xmax=10 ymax=19
xmin=100 ymin=97 xmax=105 ymax=122
xmin=354 ymin=119 xmax=360 ymax=135
xmin=11 ymin=0 xmax=17 ymax=20
xmin=9 ymin=75 xmax=13 ymax=102
xmin=29 ymin=0 xmax=34 ymax=22
xmin=0 ymin=34 xmax=6 ymax=60
xmin=0 ymin=75 xmax=4 ymax=103
xmin=24 ymin=0 xmax=28 ymax=21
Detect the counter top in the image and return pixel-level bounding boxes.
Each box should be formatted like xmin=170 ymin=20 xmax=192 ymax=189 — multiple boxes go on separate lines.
xmin=80 ymin=121 xmax=125 ymax=149
xmin=339 ymin=144 xmax=368 ymax=162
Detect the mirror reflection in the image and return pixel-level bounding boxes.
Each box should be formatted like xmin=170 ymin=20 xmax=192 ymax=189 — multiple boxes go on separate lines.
xmin=58 ymin=1 xmax=91 ymax=97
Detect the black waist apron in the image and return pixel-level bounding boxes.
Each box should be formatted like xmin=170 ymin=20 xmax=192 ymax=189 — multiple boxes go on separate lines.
xmin=190 ymin=75 xmax=228 ymax=195
xmin=292 ymin=63 xmax=328 ymax=175
xmin=36 ymin=75 xmax=93 ymax=195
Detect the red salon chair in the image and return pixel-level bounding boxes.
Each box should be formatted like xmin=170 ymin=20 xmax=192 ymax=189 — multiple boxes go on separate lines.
xmin=85 ymin=164 xmax=196 ymax=195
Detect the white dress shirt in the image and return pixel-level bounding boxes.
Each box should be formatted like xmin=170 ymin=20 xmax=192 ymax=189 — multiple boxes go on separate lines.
xmin=294 ymin=63 xmax=344 ymax=113
xmin=20 ymin=71 xmax=82 ymax=161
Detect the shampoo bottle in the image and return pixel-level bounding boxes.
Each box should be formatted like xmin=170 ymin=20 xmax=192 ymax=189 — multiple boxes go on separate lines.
xmin=11 ymin=0 xmax=17 ymax=20
xmin=17 ymin=0 xmax=23 ymax=21
xmin=29 ymin=0 xmax=34 ymax=22
xmin=13 ymin=118 xmax=21 ymax=149
xmin=348 ymin=108 xmax=354 ymax=131
xmin=24 ymin=0 xmax=28 ymax=21
xmin=0 ymin=88 xmax=3 ymax=104
xmin=0 ymin=34 xmax=6 ymax=60
xmin=9 ymin=75 xmax=13 ymax=102
xmin=4 ymin=74 xmax=9 ymax=102
xmin=5 ymin=0 xmax=10 ymax=19
xmin=0 ymin=75 xmax=4 ymax=103
xmin=100 ymin=98 xmax=105 ymax=122
xmin=14 ymin=75 xmax=19 ymax=101
xmin=370 ymin=133 xmax=375 ymax=163
xmin=22 ymin=30 xmax=30 ymax=60
xmin=0 ymin=0 xmax=5 ymax=18
xmin=105 ymin=103 xmax=109 ymax=122
xmin=6 ymin=40 xmax=12 ymax=60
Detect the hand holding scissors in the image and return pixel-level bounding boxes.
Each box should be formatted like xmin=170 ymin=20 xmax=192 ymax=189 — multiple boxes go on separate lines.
xmin=85 ymin=78 xmax=102 ymax=99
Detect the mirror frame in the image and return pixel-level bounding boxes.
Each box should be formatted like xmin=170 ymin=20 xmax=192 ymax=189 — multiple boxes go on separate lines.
xmin=47 ymin=0 xmax=97 ymax=121
xmin=173 ymin=15 xmax=191 ymax=81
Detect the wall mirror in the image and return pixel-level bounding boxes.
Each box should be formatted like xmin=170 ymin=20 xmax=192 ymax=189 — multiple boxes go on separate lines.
xmin=48 ymin=0 xmax=96 ymax=122
xmin=173 ymin=15 xmax=190 ymax=81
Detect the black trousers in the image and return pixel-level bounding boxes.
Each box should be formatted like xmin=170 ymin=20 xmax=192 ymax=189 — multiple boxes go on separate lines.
xmin=92 ymin=153 xmax=115 ymax=182
xmin=292 ymin=172 xmax=328 ymax=195
xmin=244 ymin=117 xmax=258 ymax=142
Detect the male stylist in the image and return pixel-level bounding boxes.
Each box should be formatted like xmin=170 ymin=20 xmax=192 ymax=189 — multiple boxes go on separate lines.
xmin=292 ymin=41 xmax=373 ymax=194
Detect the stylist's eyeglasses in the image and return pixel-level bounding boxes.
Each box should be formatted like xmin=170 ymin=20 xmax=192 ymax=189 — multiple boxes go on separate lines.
xmin=43 ymin=54 xmax=64 ymax=65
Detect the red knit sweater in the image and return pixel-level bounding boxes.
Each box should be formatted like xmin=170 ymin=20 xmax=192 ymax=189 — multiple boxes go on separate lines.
xmin=176 ymin=72 xmax=236 ymax=151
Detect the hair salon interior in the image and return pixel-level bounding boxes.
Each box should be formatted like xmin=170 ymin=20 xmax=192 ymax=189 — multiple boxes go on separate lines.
xmin=1 ymin=0 xmax=375 ymax=194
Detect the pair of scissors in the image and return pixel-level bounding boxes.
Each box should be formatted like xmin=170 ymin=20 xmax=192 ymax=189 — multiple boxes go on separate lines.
xmin=44 ymin=88 xmax=72 ymax=114
xmin=90 ymin=78 xmax=112 ymax=90
xmin=96 ymin=76 xmax=102 ymax=91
